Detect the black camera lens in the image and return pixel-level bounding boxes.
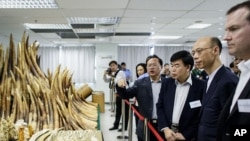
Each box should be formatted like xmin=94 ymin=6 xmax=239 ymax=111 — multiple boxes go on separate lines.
xmin=106 ymin=68 xmax=111 ymax=74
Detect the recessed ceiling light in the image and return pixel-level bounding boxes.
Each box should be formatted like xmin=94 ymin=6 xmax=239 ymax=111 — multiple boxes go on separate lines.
xmin=186 ymin=23 xmax=211 ymax=29
xmin=150 ymin=36 xmax=182 ymax=39
xmin=67 ymin=17 xmax=121 ymax=24
xmin=0 ymin=0 xmax=58 ymax=8
xmin=24 ymin=23 xmax=71 ymax=29
xmin=73 ymin=28 xmax=115 ymax=33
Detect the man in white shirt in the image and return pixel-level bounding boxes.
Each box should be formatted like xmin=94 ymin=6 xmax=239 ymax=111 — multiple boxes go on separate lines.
xmin=103 ymin=60 xmax=129 ymax=131
xmin=217 ymin=1 xmax=250 ymax=141
xmin=157 ymin=50 xmax=205 ymax=141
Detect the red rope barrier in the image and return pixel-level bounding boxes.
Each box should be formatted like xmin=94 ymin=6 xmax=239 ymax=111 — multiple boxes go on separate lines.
xmin=147 ymin=122 xmax=164 ymax=141
xmin=124 ymin=99 xmax=164 ymax=141
xmin=125 ymin=100 xmax=144 ymax=120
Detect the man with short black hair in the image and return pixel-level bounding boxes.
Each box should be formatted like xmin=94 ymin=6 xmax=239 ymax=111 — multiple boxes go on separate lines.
xmin=161 ymin=63 xmax=171 ymax=78
xmin=217 ymin=1 xmax=250 ymax=141
xmin=157 ymin=50 xmax=204 ymax=141
xmin=117 ymin=55 xmax=165 ymax=141
xmin=103 ymin=60 xmax=129 ymax=131
xmin=121 ymin=62 xmax=132 ymax=85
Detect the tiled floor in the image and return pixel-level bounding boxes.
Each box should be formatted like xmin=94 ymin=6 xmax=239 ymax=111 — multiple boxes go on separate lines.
xmin=99 ymin=103 xmax=137 ymax=141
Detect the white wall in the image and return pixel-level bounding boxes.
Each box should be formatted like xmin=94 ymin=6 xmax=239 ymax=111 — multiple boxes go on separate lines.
xmin=94 ymin=43 xmax=118 ymax=103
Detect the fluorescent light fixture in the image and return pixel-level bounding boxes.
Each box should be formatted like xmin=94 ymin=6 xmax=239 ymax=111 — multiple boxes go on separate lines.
xmin=24 ymin=23 xmax=71 ymax=29
xmin=0 ymin=0 xmax=58 ymax=8
xmin=186 ymin=23 xmax=211 ymax=29
xmin=41 ymin=44 xmax=94 ymax=47
xmin=73 ymin=28 xmax=115 ymax=33
xmin=119 ymin=44 xmax=184 ymax=46
xmin=150 ymin=35 xmax=182 ymax=39
xmin=67 ymin=17 xmax=121 ymax=24
xmin=119 ymin=44 xmax=151 ymax=46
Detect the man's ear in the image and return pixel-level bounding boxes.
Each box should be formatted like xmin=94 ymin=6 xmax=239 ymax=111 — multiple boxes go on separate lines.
xmin=214 ymin=45 xmax=219 ymax=54
xmin=187 ymin=65 xmax=191 ymax=71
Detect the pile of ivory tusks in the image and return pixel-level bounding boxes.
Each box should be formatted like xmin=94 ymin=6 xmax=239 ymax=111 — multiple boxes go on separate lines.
xmin=29 ymin=128 xmax=101 ymax=141
xmin=0 ymin=32 xmax=98 ymax=141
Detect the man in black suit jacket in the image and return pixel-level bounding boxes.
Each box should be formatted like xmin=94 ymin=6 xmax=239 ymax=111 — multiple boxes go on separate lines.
xmin=116 ymin=54 xmax=164 ymax=141
xmin=192 ymin=37 xmax=239 ymax=141
xmin=217 ymin=1 xmax=250 ymax=141
xmin=157 ymin=50 xmax=205 ymax=141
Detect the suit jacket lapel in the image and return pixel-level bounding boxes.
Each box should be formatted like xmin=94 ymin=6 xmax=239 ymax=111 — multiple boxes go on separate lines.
xmin=168 ymin=81 xmax=177 ymax=117
xmin=229 ymin=78 xmax=250 ymax=117
xmin=145 ymin=77 xmax=153 ymax=99
xmin=202 ymin=66 xmax=225 ymax=106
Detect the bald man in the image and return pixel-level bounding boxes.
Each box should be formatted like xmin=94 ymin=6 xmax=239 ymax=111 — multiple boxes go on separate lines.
xmin=192 ymin=37 xmax=238 ymax=141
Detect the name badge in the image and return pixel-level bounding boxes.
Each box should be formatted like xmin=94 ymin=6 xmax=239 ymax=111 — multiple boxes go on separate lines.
xmin=189 ymin=100 xmax=201 ymax=109
xmin=238 ymin=99 xmax=250 ymax=113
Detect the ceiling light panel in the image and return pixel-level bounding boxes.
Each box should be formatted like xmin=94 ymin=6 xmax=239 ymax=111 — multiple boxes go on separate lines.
xmin=67 ymin=17 xmax=121 ymax=24
xmin=150 ymin=36 xmax=182 ymax=39
xmin=74 ymin=28 xmax=115 ymax=33
xmin=24 ymin=24 xmax=71 ymax=29
xmin=186 ymin=23 xmax=211 ymax=29
xmin=0 ymin=0 xmax=58 ymax=8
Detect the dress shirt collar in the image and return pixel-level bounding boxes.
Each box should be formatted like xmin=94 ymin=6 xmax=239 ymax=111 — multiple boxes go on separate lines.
xmin=207 ymin=65 xmax=223 ymax=81
xmin=238 ymin=59 xmax=250 ymax=73
xmin=175 ymin=74 xmax=192 ymax=86
xmin=150 ymin=77 xmax=162 ymax=83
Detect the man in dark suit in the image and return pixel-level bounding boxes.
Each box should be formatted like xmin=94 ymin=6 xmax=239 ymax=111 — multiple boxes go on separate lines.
xmin=157 ymin=50 xmax=205 ymax=141
xmin=192 ymin=37 xmax=239 ymax=141
xmin=217 ymin=1 xmax=250 ymax=141
xmin=116 ymin=54 xmax=164 ymax=141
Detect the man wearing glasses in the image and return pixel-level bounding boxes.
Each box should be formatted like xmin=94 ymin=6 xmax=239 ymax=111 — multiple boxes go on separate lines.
xmin=192 ymin=36 xmax=239 ymax=141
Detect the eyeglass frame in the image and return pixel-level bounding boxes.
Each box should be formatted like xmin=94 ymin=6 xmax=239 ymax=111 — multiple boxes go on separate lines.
xmin=191 ymin=47 xmax=213 ymax=56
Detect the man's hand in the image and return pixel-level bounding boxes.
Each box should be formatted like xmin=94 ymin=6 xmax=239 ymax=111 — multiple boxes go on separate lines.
xmin=163 ymin=128 xmax=176 ymax=141
xmin=176 ymin=132 xmax=185 ymax=140
xmin=104 ymin=70 xmax=108 ymax=75
xmin=104 ymin=70 xmax=111 ymax=76
xmin=117 ymin=79 xmax=127 ymax=88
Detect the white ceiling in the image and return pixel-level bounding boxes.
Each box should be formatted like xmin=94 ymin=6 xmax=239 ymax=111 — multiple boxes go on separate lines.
xmin=0 ymin=0 xmax=246 ymax=47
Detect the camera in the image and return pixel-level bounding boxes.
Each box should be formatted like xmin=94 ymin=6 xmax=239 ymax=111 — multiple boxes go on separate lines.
xmin=106 ymin=68 xmax=111 ymax=74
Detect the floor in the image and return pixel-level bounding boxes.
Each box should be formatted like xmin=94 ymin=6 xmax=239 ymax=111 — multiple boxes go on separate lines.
xmin=99 ymin=103 xmax=138 ymax=141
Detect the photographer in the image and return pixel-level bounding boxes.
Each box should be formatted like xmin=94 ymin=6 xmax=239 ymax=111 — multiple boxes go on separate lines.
xmin=103 ymin=60 xmax=129 ymax=132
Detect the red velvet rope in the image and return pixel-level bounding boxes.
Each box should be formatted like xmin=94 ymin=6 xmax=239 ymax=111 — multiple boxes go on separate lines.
xmin=147 ymin=122 xmax=164 ymax=141
xmin=124 ymin=99 xmax=164 ymax=141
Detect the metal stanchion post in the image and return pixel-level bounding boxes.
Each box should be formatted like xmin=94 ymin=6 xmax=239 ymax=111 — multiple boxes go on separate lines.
xmin=128 ymin=103 xmax=133 ymax=141
xmin=144 ymin=118 xmax=149 ymax=141
xmin=109 ymin=76 xmax=116 ymax=113
xmin=117 ymin=99 xmax=128 ymax=140
xmin=109 ymin=88 xmax=113 ymax=111
xmin=110 ymin=88 xmax=115 ymax=117
xmin=112 ymin=88 xmax=116 ymax=111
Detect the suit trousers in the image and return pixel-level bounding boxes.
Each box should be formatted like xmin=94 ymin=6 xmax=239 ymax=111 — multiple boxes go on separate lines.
xmin=113 ymin=96 xmax=129 ymax=130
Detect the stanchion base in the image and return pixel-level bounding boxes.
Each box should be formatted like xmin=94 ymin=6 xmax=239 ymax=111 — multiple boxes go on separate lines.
xmin=117 ymin=135 xmax=128 ymax=139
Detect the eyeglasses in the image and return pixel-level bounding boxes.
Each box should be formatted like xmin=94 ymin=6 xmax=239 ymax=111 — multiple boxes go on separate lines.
xmin=234 ymin=58 xmax=242 ymax=61
xmin=191 ymin=47 xmax=212 ymax=56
